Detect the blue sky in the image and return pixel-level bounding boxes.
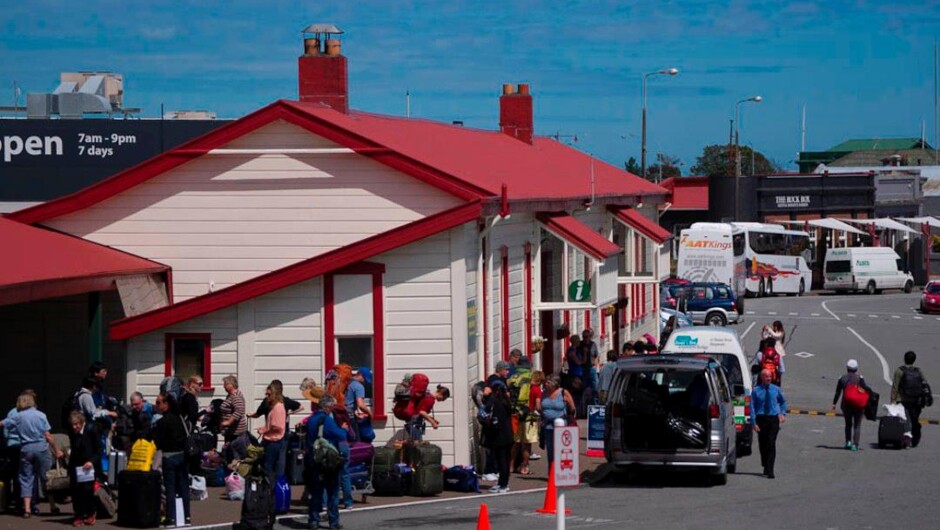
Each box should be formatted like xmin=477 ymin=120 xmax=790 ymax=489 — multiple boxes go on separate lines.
xmin=2 ymin=0 xmax=939 ymax=172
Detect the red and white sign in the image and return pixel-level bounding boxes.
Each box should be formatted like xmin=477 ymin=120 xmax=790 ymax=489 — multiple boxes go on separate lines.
xmin=553 ymin=425 xmax=580 ymax=487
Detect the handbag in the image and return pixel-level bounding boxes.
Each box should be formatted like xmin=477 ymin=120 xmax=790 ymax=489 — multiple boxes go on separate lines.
xmin=181 ymin=416 xmax=202 ymax=460
xmin=45 ymin=459 xmax=70 ymax=491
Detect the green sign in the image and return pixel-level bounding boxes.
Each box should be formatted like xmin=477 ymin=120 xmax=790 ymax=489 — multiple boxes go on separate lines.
xmin=568 ymin=280 xmax=591 ymax=302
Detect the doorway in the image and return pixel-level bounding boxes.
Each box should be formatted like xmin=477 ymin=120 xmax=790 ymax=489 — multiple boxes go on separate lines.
xmin=539 ymin=310 xmax=555 ymax=375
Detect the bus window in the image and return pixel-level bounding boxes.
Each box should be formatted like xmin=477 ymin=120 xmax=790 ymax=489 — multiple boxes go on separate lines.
xmin=733 ymin=233 xmax=745 ymax=257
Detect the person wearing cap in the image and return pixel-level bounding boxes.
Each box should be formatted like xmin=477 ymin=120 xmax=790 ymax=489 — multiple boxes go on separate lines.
xmin=345 ymin=368 xmax=373 ymax=437
xmin=832 ymin=359 xmax=872 ymax=451
xmin=751 ymin=368 xmax=787 ymax=479
xmin=304 ymin=394 xmax=346 ymax=530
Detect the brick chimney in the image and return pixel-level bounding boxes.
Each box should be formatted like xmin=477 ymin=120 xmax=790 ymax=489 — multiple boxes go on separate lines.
xmin=298 ymin=24 xmax=348 ymax=113
xmin=499 ymin=83 xmax=533 ymax=144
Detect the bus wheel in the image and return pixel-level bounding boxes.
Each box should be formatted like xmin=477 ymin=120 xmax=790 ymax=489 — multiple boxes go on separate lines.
xmin=757 ymin=280 xmax=765 ymax=298
xmin=766 ymin=280 xmax=774 ymax=296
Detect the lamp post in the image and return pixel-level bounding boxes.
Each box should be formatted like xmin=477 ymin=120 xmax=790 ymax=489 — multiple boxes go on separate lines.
xmin=733 ymin=95 xmax=762 ymax=221
xmin=641 ymin=68 xmax=679 ymax=181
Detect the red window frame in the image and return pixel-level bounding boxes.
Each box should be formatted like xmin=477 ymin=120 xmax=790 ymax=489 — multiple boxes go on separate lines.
xmin=164 ymin=333 xmax=213 ymax=391
xmin=524 ymin=243 xmax=533 ymax=356
xmin=323 ymin=262 xmax=387 ymax=420
xmin=500 ymin=246 xmax=510 ymax=361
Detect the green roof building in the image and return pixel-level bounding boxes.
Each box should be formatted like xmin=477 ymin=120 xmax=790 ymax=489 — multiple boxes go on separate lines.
xmin=798 ymin=138 xmax=934 ymax=173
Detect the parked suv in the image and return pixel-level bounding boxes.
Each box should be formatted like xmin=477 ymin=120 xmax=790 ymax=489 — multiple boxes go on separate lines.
xmin=663 ymin=282 xmax=741 ymax=327
xmin=604 ymin=355 xmax=737 ymax=485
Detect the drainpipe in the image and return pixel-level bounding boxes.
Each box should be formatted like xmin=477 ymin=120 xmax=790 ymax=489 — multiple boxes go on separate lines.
xmin=478 ymin=213 xmax=505 ymax=382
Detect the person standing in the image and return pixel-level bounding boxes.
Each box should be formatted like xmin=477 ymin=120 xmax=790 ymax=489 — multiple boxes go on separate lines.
xmin=344 ymin=367 xmax=373 ymax=441
xmin=891 ymin=351 xmax=933 ymax=448
xmin=66 ymin=411 xmax=101 ymax=527
xmin=597 ymin=350 xmax=619 ymax=404
xmin=306 ymin=395 xmax=346 ymax=530
xmin=751 ymin=369 xmax=787 ymax=479
xmin=256 ymin=381 xmax=287 ymax=478
xmin=179 ymin=376 xmax=203 ymax=429
xmin=219 ymin=375 xmax=248 ymax=463
xmin=830 ymin=359 xmax=871 ymax=451
xmin=539 ymin=375 xmax=576 ymax=467
xmin=151 ymin=393 xmax=191 ymax=527
xmin=128 ymin=392 xmax=155 ymax=444
xmin=754 ymin=338 xmax=785 ymax=386
xmin=762 ymin=321 xmax=787 ymax=358
xmin=1 ymin=391 xmax=63 ymax=517
xmin=620 ymin=342 xmax=635 ymax=358
xmin=481 ymin=383 xmax=513 ymax=493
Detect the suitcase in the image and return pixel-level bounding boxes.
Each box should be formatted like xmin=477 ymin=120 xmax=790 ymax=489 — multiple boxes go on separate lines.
xmin=864 ymin=390 xmax=880 ymax=422
xmin=878 ymin=416 xmax=907 ymax=449
xmin=117 ymin=470 xmax=162 ymax=528
xmin=349 ymin=442 xmax=375 ymax=468
xmin=407 ymin=443 xmax=442 ymax=467
xmin=409 ymin=464 xmax=443 ymax=497
xmin=372 ymin=463 xmax=411 ymax=496
xmin=108 ymin=450 xmax=127 ymax=487
xmin=273 ymin=475 xmax=291 ymax=515
xmin=373 ymin=446 xmax=402 ymax=472
xmin=348 ymin=462 xmax=370 ymax=490
xmin=288 ymin=448 xmax=305 ymax=485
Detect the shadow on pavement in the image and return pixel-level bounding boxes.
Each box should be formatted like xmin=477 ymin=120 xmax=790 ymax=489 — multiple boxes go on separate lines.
xmin=585 ymin=463 xmax=719 ymax=489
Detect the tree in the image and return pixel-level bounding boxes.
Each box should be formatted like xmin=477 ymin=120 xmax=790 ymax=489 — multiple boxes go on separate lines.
xmin=690 ymin=144 xmax=779 ymax=177
xmin=647 ymin=153 xmax=682 ymax=180
xmin=624 ymin=156 xmax=641 ymax=176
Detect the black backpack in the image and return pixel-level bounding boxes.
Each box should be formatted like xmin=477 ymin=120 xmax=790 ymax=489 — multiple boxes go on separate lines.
xmin=59 ymin=390 xmax=82 ymax=430
xmin=900 ymin=367 xmax=925 ymax=400
xmin=235 ymin=473 xmax=275 ymax=530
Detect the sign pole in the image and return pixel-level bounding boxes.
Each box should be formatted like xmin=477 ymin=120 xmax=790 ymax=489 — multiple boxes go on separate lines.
xmin=557 ymin=490 xmax=566 ymax=530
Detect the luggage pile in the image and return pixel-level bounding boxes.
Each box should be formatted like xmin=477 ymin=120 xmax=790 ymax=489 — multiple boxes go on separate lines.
xmin=372 ymin=441 xmax=443 ymax=497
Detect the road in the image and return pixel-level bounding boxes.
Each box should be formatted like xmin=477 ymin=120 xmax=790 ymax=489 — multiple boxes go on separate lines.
xmin=272 ymin=293 xmax=940 ymax=530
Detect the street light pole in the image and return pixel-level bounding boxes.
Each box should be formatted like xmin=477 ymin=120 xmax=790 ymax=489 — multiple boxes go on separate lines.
xmin=640 ymin=68 xmax=679 ymax=181
xmin=733 ymin=95 xmax=762 ymax=221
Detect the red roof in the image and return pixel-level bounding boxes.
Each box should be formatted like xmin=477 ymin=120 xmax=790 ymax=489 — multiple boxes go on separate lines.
xmin=608 ymin=206 xmax=671 ymax=244
xmin=659 ymin=176 xmax=708 ymax=211
xmin=536 ymin=212 xmax=622 ymax=261
xmin=0 ymin=217 xmax=167 ymax=305
xmin=109 ymin=201 xmax=482 ymax=339
xmin=10 ymin=100 xmax=664 ymax=224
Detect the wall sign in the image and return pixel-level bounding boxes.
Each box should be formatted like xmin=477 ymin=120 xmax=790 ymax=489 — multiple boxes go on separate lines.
xmin=568 ymin=280 xmax=591 ymax=302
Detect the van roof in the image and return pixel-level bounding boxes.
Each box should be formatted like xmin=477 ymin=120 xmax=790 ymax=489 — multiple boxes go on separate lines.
xmin=825 ymin=246 xmax=901 ymax=259
xmin=661 ymin=327 xmax=745 ymax=355
xmin=616 ymin=355 xmax=711 ymax=370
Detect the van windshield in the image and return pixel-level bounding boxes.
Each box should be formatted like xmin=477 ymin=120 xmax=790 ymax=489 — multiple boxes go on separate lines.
xmin=825 ymin=260 xmax=851 ymax=273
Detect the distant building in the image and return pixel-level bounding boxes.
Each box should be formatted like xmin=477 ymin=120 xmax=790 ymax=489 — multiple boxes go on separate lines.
xmin=798 ymin=138 xmax=934 ymax=173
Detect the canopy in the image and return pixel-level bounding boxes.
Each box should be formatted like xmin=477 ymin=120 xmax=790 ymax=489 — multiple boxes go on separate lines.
xmin=841 ymin=218 xmax=918 ymax=234
xmin=536 ymin=212 xmax=622 ymax=261
xmin=778 ymin=218 xmax=866 ymax=235
xmin=896 ymin=217 xmax=940 ymax=230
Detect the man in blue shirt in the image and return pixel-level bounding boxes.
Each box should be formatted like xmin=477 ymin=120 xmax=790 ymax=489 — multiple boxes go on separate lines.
xmin=751 ymin=368 xmax=787 ymax=479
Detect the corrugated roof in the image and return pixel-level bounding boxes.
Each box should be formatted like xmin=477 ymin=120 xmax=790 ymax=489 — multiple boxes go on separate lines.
xmin=828 ymin=138 xmax=931 ymax=152
xmin=828 ymin=149 xmax=939 ymax=167
xmin=536 ymin=212 xmax=622 ymax=261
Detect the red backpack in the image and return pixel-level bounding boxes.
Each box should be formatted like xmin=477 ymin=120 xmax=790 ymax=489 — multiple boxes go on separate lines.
xmin=760 ymin=347 xmax=780 ymax=382
xmin=409 ymin=373 xmax=430 ymax=399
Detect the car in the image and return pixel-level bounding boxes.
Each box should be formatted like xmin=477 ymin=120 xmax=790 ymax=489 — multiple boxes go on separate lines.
xmin=660 ymin=327 xmax=753 ymax=457
xmin=603 ymin=355 xmax=737 ymax=485
xmin=660 ymin=307 xmax=693 ymax=333
xmin=668 ymin=282 xmax=742 ymax=327
xmin=921 ymin=281 xmax=940 ymax=313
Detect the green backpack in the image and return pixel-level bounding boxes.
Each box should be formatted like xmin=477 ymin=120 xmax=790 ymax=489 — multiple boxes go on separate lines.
xmin=507 ymin=368 xmax=533 ymax=414
xmin=312 ymin=419 xmax=344 ymax=471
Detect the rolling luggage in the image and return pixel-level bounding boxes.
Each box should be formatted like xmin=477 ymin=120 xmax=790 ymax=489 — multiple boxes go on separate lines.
xmin=878 ymin=416 xmax=906 ymax=449
xmin=348 ymin=462 xmax=370 ymax=490
xmin=372 ymin=463 xmax=412 ymax=496
xmin=373 ymin=446 xmax=402 ymax=472
xmin=288 ymin=448 xmax=305 ymax=485
xmin=407 ymin=443 xmax=442 ymax=467
xmin=236 ymin=474 xmax=275 ymax=530
xmin=409 ymin=464 xmax=443 ymax=497
xmin=117 ymin=470 xmax=162 ymax=528
xmin=108 ymin=450 xmax=127 ymax=487
xmin=864 ymin=390 xmax=880 ymax=421
xmin=273 ymin=475 xmax=291 ymax=515
xmin=349 ymin=442 xmax=375 ymax=468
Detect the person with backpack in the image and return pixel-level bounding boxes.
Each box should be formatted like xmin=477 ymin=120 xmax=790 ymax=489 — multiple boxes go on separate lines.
xmin=481 ymin=383 xmax=513 ymax=494
xmin=305 ymin=395 xmax=346 ymax=530
xmin=754 ymin=338 xmax=785 ymax=386
xmin=891 ymin=351 xmax=933 ymax=448
xmin=406 ymin=386 xmax=450 ymax=442
xmin=152 ymin=392 xmax=191 ymax=527
xmin=344 ymin=367 xmax=373 ymax=442
xmin=508 ymin=358 xmax=534 ymax=475
xmin=830 ymin=359 xmax=872 ymax=451
xmin=179 ymin=376 xmax=203 ymax=430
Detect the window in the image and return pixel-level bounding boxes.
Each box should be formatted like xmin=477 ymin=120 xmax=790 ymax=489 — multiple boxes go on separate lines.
xmin=337 ymin=337 xmax=374 ymax=402
xmin=692 ymin=286 xmax=714 ymax=300
xmin=164 ymin=334 xmax=212 ymax=390
xmin=537 ymin=228 xmax=594 ymax=305
xmin=715 ymin=286 xmax=730 ymax=299
xmin=614 ymin=224 xmax=655 ymax=278
xmin=732 ymin=233 xmax=745 ymax=257
xmin=825 ymin=260 xmax=851 ymax=273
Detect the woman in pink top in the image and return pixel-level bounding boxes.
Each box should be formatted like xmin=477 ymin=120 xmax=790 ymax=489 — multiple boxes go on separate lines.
xmin=257 ymin=380 xmax=287 ymax=477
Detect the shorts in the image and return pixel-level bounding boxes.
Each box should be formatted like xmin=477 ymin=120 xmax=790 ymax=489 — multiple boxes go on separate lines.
xmin=514 ymin=417 xmax=540 ymax=444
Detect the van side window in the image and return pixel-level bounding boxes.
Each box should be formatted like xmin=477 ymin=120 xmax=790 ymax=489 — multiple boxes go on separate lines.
xmin=825 ymin=260 xmax=850 ymax=273
xmin=713 ymin=368 xmax=731 ymax=403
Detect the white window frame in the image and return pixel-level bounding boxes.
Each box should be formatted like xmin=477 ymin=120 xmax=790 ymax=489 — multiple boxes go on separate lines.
xmin=534 ymin=227 xmax=598 ymax=310
xmin=614 ymin=220 xmax=658 ymax=281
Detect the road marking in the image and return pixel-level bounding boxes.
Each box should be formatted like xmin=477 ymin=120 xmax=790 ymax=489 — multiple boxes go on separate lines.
xmin=915 ymin=316 xmax=924 ymax=320
xmin=746 ymin=311 xmax=755 ymax=315
xmin=821 ymin=300 xmax=841 ymax=321
xmin=811 ymin=313 xmax=820 ymax=316
xmin=847 ymin=314 xmax=857 ymax=317
xmin=740 ymin=321 xmax=757 ymax=339
xmin=869 ymin=315 xmax=878 ymax=318
xmin=846 ymin=326 xmax=892 ymax=385
xmin=794 ymin=351 xmax=814 ymax=358
xmin=787 ymin=408 xmax=940 ymax=425
xmin=768 ymin=311 xmax=777 ymax=315
xmin=892 ymin=315 xmax=901 ymax=319
xmin=789 ymin=312 xmax=799 ymax=316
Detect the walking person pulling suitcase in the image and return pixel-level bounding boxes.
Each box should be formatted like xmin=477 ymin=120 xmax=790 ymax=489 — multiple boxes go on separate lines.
xmin=891 ymin=351 xmax=933 ymax=448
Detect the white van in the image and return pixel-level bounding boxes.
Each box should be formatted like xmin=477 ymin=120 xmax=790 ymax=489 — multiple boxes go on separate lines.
xmin=661 ymin=327 xmax=752 ymax=457
xmin=823 ymin=247 xmax=914 ymax=294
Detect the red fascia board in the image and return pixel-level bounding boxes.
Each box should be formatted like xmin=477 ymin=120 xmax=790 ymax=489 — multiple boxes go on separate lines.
xmin=536 ymin=212 xmax=621 ymax=261
xmin=109 ymin=201 xmax=482 ymax=340
xmin=10 ymin=101 xmax=491 ymax=225
xmin=608 ymin=206 xmax=671 ymax=244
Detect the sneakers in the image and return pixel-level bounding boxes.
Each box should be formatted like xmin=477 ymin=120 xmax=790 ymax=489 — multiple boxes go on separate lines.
xmin=850 ymin=444 xmax=858 ymax=452
xmin=498 ymin=487 xmax=510 ymax=493
xmin=529 ymin=453 xmax=541 ymax=461
xmin=845 ymin=441 xmax=853 ymax=449
xmin=488 ymin=485 xmax=510 ymax=493
xmin=482 ymin=473 xmax=499 ymax=481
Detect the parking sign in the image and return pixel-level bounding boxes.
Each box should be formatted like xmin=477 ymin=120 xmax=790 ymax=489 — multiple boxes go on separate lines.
xmin=553 ymin=425 xmax=580 ymax=487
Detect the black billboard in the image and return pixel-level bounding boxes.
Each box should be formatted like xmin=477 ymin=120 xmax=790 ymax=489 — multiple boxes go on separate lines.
xmin=0 ymin=119 xmax=232 ymax=202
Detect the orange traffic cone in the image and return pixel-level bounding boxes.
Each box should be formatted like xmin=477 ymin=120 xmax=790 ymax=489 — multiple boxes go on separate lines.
xmin=477 ymin=503 xmax=491 ymax=530
xmin=535 ymin=466 xmax=572 ymax=514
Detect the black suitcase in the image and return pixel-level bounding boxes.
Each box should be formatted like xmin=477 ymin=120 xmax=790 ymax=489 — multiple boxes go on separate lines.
xmin=235 ymin=474 xmax=275 ymax=530
xmin=409 ymin=464 xmax=443 ymax=497
xmin=372 ymin=464 xmax=412 ymax=496
xmin=288 ymin=448 xmax=305 ymax=485
xmin=117 ymin=470 xmax=162 ymax=528
xmin=864 ymin=391 xmax=880 ymax=421
xmin=407 ymin=443 xmax=442 ymax=467
xmin=878 ymin=416 xmax=907 ymax=449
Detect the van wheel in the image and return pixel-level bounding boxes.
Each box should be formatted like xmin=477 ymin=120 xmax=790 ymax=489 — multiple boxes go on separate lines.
xmin=706 ymin=312 xmax=727 ymax=327
xmin=904 ymin=281 xmax=913 ymax=294
xmin=865 ymin=281 xmax=876 ymax=295
xmin=798 ymin=279 xmax=805 ymax=296
xmin=727 ymin=450 xmax=737 ymax=474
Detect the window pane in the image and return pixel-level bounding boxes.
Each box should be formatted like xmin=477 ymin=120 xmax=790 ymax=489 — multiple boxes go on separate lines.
xmin=614 ymin=223 xmax=628 ymax=275
xmin=337 ymin=337 xmax=374 ymax=400
xmin=540 ymin=232 xmax=565 ymax=302
xmin=173 ymin=339 xmax=205 ymax=381
xmin=637 ymin=236 xmax=654 ymax=276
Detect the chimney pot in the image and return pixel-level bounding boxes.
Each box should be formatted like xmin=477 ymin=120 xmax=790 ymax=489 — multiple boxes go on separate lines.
xmin=502 ymin=83 xmax=514 ymax=96
xmin=304 ymin=38 xmax=321 ymax=56
xmin=325 ymin=39 xmax=342 ymax=57
xmin=517 ymin=83 xmax=529 ymax=95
